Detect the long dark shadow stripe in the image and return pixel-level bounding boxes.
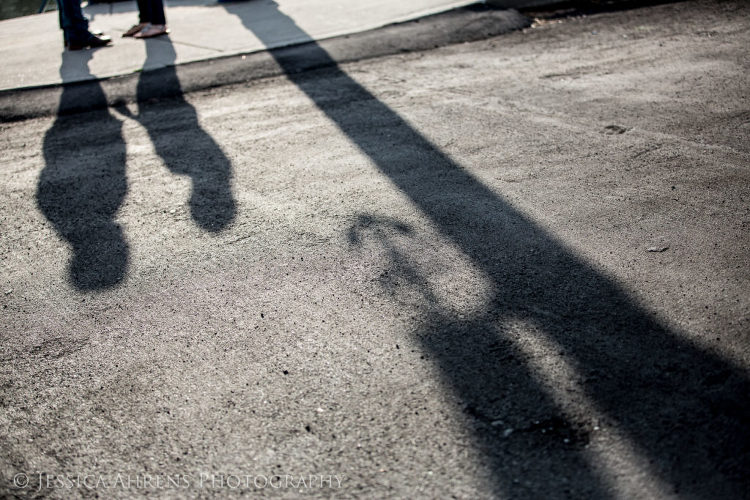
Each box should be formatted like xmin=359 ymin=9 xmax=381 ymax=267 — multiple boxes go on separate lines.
xmin=226 ymin=4 xmax=750 ymax=497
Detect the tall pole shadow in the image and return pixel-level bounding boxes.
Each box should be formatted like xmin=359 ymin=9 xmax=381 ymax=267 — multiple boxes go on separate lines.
xmin=38 ymin=50 xmax=128 ymax=291
xmin=126 ymin=38 xmax=236 ymax=232
xmin=226 ymin=3 xmax=750 ymax=498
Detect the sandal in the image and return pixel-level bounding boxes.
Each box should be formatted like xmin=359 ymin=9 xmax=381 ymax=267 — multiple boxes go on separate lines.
xmin=134 ymin=24 xmax=169 ymax=39
xmin=122 ymin=23 xmax=148 ymax=37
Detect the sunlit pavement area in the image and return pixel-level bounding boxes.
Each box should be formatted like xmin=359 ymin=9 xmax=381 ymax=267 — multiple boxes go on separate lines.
xmin=0 ymin=0 xmax=480 ymax=90
xmin=1 ymin=0 xmax=749 ymax=498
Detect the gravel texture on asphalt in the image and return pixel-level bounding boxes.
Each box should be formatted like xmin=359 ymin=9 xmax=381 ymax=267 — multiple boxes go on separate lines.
xmin=1 ymin=1 xmax=749 ymax=498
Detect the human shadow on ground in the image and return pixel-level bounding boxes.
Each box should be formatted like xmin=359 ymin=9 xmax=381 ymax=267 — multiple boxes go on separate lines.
xmin=226 ymin=3 xmax=750 ymax=498
xmin=117 ymin=37 xmax=236 ymax=232
xmin=38 ymin=50 xmax=128 ymax=291
xmin=38 ymin=40 xmax=235 ymax=290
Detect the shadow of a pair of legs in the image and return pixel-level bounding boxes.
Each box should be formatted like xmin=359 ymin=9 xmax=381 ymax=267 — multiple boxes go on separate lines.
xmin=38 ymin=41 xmax=235 ymax=290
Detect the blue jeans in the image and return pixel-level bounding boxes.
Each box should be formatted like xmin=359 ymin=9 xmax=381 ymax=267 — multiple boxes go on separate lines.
xmin=57 ymin=0 xmax=90 ymax=43
xmin=137 ymin=0 xmax=166 ymax=25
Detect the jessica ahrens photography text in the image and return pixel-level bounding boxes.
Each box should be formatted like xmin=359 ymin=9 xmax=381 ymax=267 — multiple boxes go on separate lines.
xmin=12 ymin=472 xmax=343 ymax=492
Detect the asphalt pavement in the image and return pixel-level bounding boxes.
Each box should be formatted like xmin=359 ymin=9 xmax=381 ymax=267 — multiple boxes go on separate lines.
xmin=1 ymin=0 xmax=749 ymax=498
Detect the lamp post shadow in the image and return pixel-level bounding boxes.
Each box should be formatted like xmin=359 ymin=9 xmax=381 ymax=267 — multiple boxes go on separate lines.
xmin=224 ymin=3 xmax=750 ymax=497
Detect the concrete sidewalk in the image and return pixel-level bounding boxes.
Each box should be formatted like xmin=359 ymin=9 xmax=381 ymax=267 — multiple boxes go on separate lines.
xmin=0 ymin=4 xmax=531 ymax=121
xmin=0 ymin=0 xmax=492 ymax=91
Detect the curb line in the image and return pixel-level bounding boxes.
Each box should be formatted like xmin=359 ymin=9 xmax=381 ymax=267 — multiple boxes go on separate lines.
xmin=0 ymin=6 xmax=531 ymax=122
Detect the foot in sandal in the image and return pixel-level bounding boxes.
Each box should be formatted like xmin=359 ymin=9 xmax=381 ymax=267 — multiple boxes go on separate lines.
xmin=122 ymin=23 xmax=148 ymax=37
xmin=134 ymin=24 xmax=169 ymax=39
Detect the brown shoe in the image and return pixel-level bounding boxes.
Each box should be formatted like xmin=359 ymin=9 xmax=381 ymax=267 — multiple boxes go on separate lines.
xmin=122 ymin=23 xmax=148 ymax=37
xmin=134 ymin=24 xmax=169 ymax=39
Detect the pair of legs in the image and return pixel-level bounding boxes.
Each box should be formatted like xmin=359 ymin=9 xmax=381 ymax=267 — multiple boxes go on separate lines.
xmin=123 ymin=0 xmax=168 ymax=38
xmin=56 ymin=0 xmax=111 ymax=49
xmin=137 ymin=0 xmax=166 ymax=26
